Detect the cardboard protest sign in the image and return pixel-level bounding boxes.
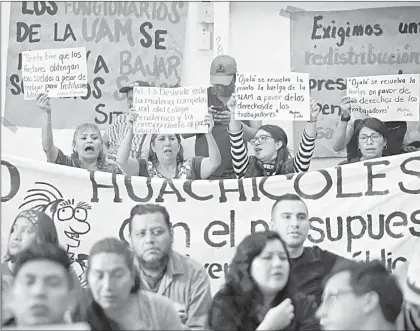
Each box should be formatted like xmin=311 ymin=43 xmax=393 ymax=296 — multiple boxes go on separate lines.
xmin=347 ymin=74 xmax=420 ymax=121
xmin=4 ymin=2 xmax=188 ymax=129
xmin=235 ymin=72 xmax=310 ymax=120
xmin=133 ymin=86 xmax=209 ymax=134
xmin=2 ymin=152 xmax=420 ymax=294
xmin=22 ymin=47 xmax=88 ymax=100
xmin=290 ymin=6 xmax=420 ymax=157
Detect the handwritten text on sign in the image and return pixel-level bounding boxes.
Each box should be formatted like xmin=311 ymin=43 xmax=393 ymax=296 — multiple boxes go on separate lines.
xmin=235 ymin=72 xmax=310 ymax=120
xmin=347 ymin=74 xmax=420 ymax=121
xmin=133 ymin=86 xmax=209 ymax=134
xmin=22 ymin=47 xmax=88 ymax=100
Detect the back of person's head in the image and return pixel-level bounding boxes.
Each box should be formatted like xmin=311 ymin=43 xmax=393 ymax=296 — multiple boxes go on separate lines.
xmin=87 ymin=237 xmax=140 ymax=294
xmin=257 ymin=125 xmax=291 ymax=174
xmin=355 ymin=117 xmax=388 ymax=141
xmin=14 ymin=242 xmax=72 ymax=287
xmin=4 ymin=209 xmax=59 ymax=262
xmin=325 ymin=260 xmax=403 ymax=323
xmin=128 ymin=203 xmax=171 ymax=233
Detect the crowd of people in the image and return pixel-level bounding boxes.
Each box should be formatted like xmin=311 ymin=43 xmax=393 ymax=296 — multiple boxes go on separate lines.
xmin=2 ymin=53 xmax=420 ymax=331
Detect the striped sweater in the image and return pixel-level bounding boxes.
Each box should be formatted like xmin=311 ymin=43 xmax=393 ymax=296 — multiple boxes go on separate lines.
xmin=229 ymin=127 xmax=316 ymax=178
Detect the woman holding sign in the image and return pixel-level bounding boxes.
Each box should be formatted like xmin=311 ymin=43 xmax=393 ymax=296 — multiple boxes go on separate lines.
xmin=208 ymin=231 xmax=319 ymax=331
xmin=36 ymin=93 xmax=123 ymax=174
xmin=227 ymin=95 xmax=320 ymax=178
xmin=116 ymin=112 xmax=221 ymax=179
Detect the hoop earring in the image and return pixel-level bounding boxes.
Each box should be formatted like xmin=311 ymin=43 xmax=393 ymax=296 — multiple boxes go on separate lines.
xmin=383 ymin=144 xmax=387 ymax=150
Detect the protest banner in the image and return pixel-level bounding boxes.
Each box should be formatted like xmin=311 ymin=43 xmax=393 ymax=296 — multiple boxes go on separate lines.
xmin=2 ymin=152 xmax=420 ymax=293
xmin=235 ymin=72 xmax=310 ymax=121
xmin=133 ymin=86 xmax=209 ymax=134
xmin=290 ymin=6 xmax=420 ymax=157
xmin=347 ymin=74 xmax=420 ymax=121
xmin=4 ymin=2 xmax=188 ymax=129
xmin=2 ymin=323 xmax=91 ymax=331
xmin=22 ymin=47 xmax=88 ymax=100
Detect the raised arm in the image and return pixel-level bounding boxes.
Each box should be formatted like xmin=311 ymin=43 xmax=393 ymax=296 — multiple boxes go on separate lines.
xmin=332 ymin=96 xmax=355 ymax=152
xmin=116 ymin=112 xmax=141 ymax=176
xmin=200 ymin=114 xmax=222 ymax=179
xmin=242 ymin=120 xmax=261 ymax=141
xmin=291 ymin=98 xmax=320 ymax=172
xmin=37 ymin=93 xmax=59 ymax=163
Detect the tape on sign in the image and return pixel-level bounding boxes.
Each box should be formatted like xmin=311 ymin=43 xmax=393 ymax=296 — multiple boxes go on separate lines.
xmin=279 ymin=5 xmax=305 ymax=19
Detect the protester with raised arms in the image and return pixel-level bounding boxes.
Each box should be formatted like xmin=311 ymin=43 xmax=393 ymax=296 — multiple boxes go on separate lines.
xmin=116 ymin=111 xmax=221 ymax=179
xmin=271 ymin=194 xmax=348 ymax=306
xmin=2 ymin=243 xmax=85 ymax=328
xmin=126 ymin=204 xmax=212 ymax=329
xmin=317 ymin=260 xmax=403 ymax=330
xmin=208 ymin=231 xmax=319 ymax=331
xmin=37 ymin=93 xmax=123 ymax=174
xmin=85 ymin=237 xmax=182 ymax=330
xmin=227 ymin=95 xmax=320 ymax=178
xmin=339 ymin=117 xmax=388 ymax=164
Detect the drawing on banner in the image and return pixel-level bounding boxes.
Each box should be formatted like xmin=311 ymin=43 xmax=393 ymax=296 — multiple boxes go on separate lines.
xmin=18 ymin=182 xmax=91 ymax=287
xmin=235 ymin=72 xmax=310 ymax=120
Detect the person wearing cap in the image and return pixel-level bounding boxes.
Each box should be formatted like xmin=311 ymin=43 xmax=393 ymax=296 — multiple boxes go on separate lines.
xmin=397 ymin=252 xmax=420 ymax=330
xmin=316 ymin=259 xmax=403 ymax=330
xmin=182 ymin=55 xmax=261 ymax=180
xmin=103 ymin=80 xmax=152 ymax=162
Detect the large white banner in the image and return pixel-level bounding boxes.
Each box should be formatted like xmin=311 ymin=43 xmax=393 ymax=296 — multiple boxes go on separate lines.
xmin=2 ymin=153 xmax=420 ymax=293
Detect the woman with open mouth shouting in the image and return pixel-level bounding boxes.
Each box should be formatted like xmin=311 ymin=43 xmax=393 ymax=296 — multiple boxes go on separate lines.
xmin=340 ymin=117 xmax=388 ymax=165
xmin=208 ymin=231 xmax=319 ymax=331
xmin=37 ymin=93 xmax=123 ymax=174
xmin=116 ymin=111 xmax=221 ymax=179
xmin=227 ymin=95 xmax=320 ymax=178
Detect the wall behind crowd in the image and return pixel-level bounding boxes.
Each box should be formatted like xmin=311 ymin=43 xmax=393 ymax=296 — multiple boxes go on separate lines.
xmin=1 ymin=1 xmax=417 ymax=169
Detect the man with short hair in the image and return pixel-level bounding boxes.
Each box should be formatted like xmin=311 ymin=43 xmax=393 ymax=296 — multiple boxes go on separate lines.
xmin=397 ymin=252 xmax=420 ymax=330
xmin=182 ymin=55 xmax=261 ymax=179
xmin=2 ymin=243 xmax=77 ymax=327
xmin=103 ymin=80 xmax=152 ymax=162
xmin=317 ymin=260 xmax=403 ymax=330
xmin=271 ymin=193 xmax=347 ymax=305
xmin=128 ymin=203 xmax=212 ymax=330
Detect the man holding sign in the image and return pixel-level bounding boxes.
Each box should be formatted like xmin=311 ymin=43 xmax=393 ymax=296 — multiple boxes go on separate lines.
xmin=182 ymin=55 xmax=261 ymax=179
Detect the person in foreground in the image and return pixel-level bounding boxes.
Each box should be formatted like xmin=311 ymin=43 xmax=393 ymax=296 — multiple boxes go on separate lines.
xmin=85 ymin=237 xmax=182 ymax=330
xmin=339 ymin=117 xmax=388 ymax=164
xmin=208 ymin=231 xmax=320 ymax=331
xmin=317 ymin=259 xmax=403 ymax=330
xmin=2 ymin=243 xmax=79 ymax=327
xmin=227 ymin=95 xmax=320 ymax=178
xmin=397 ymin=251 xmax=420 ymax=331
xmin=36 ymin=93 xmax=123 ymax=174
xmin=117 ymin=112 xmax=221 ymax=179
xmin=127 ymin=204 xmax=212 ymax=329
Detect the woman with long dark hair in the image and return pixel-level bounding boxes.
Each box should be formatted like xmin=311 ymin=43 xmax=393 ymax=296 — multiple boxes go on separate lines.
xmin=208 ymin=231 xmax=319 ymax=331
xmin=86 ymin=237 xmax=182 ymax=330
xmin=227 ymin=96 xmax=320 ymax=178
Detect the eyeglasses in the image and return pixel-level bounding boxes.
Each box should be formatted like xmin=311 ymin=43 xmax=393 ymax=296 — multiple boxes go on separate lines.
xmin=250 ymin=135 xmax=274 ymax=146
xmin=358 ymin=133 xmax=382 ymax=143
xmin=320 ymin=289 xmax=355 ymax=308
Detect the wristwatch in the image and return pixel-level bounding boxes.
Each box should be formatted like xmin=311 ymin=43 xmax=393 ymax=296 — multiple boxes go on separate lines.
xmin=341 ymin=114 xmax=351 ymax=122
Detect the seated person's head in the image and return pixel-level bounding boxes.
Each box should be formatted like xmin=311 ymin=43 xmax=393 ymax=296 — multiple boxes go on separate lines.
xmin=86 ymin=238 xmax=140 ymax=312
xmin=148 ymin=134 xmax=184 ymax=164
xmin=10 ymin=242 xmax=74 ymax=326
xmin=71 ymin=123 xmax=105 ymax=162
xmin=317 ymin=260 xmax=402 ymax=330
xmin=250 ymin=125 xmax=290 ymax=168
xmin=355 ymin=118 xmax=387 ymax=160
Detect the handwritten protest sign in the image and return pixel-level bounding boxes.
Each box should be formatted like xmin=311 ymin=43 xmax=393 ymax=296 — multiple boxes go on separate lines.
xmin=4 ymin=2 xmax=188 ymax=129
xmin=2 ymin=153 xmax=420 ymax=293
xmin=347 ymin=74 xmax=419 ymax=121
xmin=133 ymin=86 xmax=209 ymax=134
xmin=22 ymin=47 xmax=88 ymax=100
xmin=290 ymin=6 xmax=420 ymax=157
xmin=235 ymin=72 xmax=310 ymax=120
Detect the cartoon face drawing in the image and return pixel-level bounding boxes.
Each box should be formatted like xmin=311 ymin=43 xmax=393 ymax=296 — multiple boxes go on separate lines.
xmin=18 ymin=182 xmax=92 ymax=287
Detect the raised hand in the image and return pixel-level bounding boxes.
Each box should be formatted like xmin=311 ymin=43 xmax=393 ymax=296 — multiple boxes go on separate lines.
xmin=204 ymin=113 xmax=215 ymax=132
xmin=36 ymin=93 xmax=51 ymax=113
xmin=309 ymin=97 xmax=321 ymax=122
